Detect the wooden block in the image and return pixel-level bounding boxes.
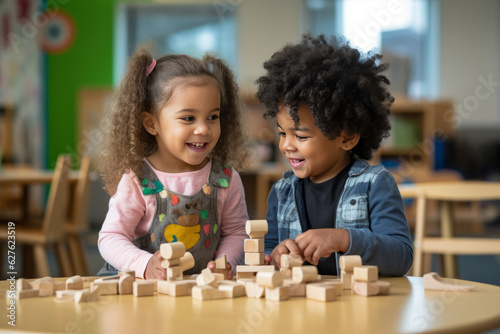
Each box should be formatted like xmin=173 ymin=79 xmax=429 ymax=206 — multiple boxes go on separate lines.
xmin=352 ymin=281 xmax=380 ymax=296
xmin=118 ymin=271 xmax=135 ymax=277
xmin=218 ymin=282 xmax=246 ymax=298
xmin=244 ymin=239 xmax=264 ymax=253
xmin=245 ymin=220 xmax=268 ymax=239
xmin=157 ymin=280 xmax=197 ymax=297
xmin=167 ymin=266 xmax=184 ymax=281
xmin=212 ymin=273 xmax=225 ymax=282
xmin=160 ymin=242 xmax=186 ymax=259
xmin=245 ymin=252 xmax=264 ymax=265
xmin=91 ymin=281 xmax=118 ymax=295
xmin=214 ymin=269 xmax=229 ymax=280
xmin=256 ymin=271 xmax=283 ymax=288
xmin=196 ymin=268 xmax=217 ymax=288
xmin=133 ymin=281 xmax=155 ymax=297
xmin=292 ymin=266 xmax=319 ymax=283
xmin=339 ymin=255 xmax=362 ymax=271
xmin=54 ymin=282 xmax=66 ymax=291
xmin=375 ymin=280 xmax=391 ymax=295
xmin=353 ymin=265 xmax=378 ymax=282
xmin=31 ymin=279 xmax=54 ymax=297
xmin=237 ymin=278 xmax=256 ymax=284
xmin=283 ymin=279 xmax=306 ymax=297
xmin=265 ymin=286 xmax=289 ymax=301
xmin=95 ymin=275 xmax=120 ymax=281
xmin=74 ymin=288 xmax=101 ymax=303
xmin=237 ymin=271 xmax=256 ymax=279
xmin=161 ymin=258 xmax=181 ymax=268
xmin=306 ymin=284 xmax=336 ymax=302
xmin=236 ymin=265 xmax=275 ymax=273
xmin=56 ymin=289 xmax=80 ymax=301
xmin=423 ymin=272 xmax=475 ymax=292
xmin=341 ymin=270 xmax=352 ymax=290
xmin=16 ymin=278 xmax=32 ymax=292
xmin=280 ymin=268 xmax=292 ymax=279
xmin=281 ymin=254 xmax=303 ymax=268
xmin=17 ymin=289 xmax=39 ymax=299
xmin=315 ymin=279 xmax=342 ymax=296
xmin=66 ymin=275 xmax=84 ymax=290
xmin=179 ymin=252 xmax=195 ymax=271
xmin=215 ymin=254 xmax=227 ymax=269
xmin=244 ymin=281 xmax=265 ymax=298
xmin=119 ymin=274 xmax=134 ymax=295
xmin=192 ymin=286 xmax=225 ymax=300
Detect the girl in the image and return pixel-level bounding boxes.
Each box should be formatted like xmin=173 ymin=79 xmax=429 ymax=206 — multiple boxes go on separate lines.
xmin=97 ymin=45 xmax=248 ymax=279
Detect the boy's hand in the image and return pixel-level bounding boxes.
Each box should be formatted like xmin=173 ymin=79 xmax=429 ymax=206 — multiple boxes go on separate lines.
xmin=295 ymin=228 xmax=350 ymax=265
xmin=207 ymin=261 xmax=234 ymax=280
xmin=269 ymin=239 xmax=303 ymax=268
xmin=144 ymin=250 xmax=166 ymax=280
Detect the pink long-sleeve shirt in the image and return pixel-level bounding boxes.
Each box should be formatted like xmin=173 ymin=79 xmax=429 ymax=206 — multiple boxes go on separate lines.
xmin=98 ymin=159 xmax=248 ymax=278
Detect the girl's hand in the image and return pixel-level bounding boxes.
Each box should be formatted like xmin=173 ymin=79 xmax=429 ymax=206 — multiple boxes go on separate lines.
xmin=145 ymin=250 xmax=166 ymax=280
xmin=295 ymin=228 xmax=350 ymax=265
xmin=270 ymin=239 xmax=302 ymax=268
xmin=207 ymin=261 xmax=234 ymax=280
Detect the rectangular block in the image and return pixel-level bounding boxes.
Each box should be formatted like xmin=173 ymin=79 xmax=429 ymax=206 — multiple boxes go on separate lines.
xmin=167 ymin=266 xmax=184 ymax=281
xmin=214 ymin=268 xmax=229 ymax=280
xmin=157 ymin=280 xmax=197 ymax=297
xmin=236 ymin=265 xmax=275 ymax=273
xmin=314 ymin=279 xmax=342 ymax=296
xmin=353 ymin=265 xmax=378 ymax=282
xmin=91 ymin=281 xmax=118 ymax=295
xmin=306 ymin=284 xmax=336 ymax=302
xmin=133 ymin=281 xmax=155 ymax=297
xmin=192 ymin=286 xmax=224 ymax=301
xmin=245 ymin=252 xmax=265 ymax=265
xmin=341 ymin=271 xmax=352 ymax=290
xmin=218 ymin=282 xmax=246 ymax=298
xmin=283 ymin=279 xmax=306 ymax=297
xmin=244 ymin=239 xmax=265 ymax=253
xmin=352 ymin=281 xmax=380 ymax=296
xmin=376 ymin=280 xmax=391 ymax=295
xmin=265 ymin=286 xmax=289 ymax=301
xmin=237 ymin=271 xmax=256 ymax=280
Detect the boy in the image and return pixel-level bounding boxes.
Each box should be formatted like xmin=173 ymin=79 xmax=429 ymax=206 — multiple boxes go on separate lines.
xmin=256 ymin=34 xmax=413 ymax=276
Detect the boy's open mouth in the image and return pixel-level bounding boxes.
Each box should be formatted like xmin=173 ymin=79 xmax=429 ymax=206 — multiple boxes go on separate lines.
xmin=289 ymin=158 xmax=305 ymax=168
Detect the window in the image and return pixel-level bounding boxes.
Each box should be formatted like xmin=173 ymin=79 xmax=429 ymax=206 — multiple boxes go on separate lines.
xmin=303 ymin=0 xmax=438 ymax=98
xmin=114 ymin=4 xmax=237 ymax=85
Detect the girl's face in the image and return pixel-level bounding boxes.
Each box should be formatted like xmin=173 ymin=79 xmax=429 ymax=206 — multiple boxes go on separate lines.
xmin=276 ymin=104 xmax=357 ymax=183
xmin=144 ymin=79 xmax=221 ymax=173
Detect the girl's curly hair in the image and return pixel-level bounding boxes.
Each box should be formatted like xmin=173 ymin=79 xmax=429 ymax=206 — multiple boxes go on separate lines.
xmin=255 ymin=33 xmax=393 ymax=160
xmin=98 ymin=44 xmax=247 ymax=195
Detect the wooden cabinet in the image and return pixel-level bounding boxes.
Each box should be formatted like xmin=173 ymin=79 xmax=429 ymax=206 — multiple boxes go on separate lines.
xmin=373 ymin=97 xmax=455 ymax=180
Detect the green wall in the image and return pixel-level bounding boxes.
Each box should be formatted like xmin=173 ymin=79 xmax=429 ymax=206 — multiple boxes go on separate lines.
xmin=47 ymin=1 xmax=115 ymax=167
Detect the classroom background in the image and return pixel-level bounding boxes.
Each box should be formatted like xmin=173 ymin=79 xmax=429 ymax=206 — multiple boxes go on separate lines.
xmin=1 ymin=0 xmax=500 ymax=285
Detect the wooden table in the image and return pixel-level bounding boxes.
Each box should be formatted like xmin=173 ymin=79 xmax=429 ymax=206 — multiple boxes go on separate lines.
xmin=1 ymin=276 xmax=500 ymax=333
xmin=399 ymin=181 xmax=500 ymax=277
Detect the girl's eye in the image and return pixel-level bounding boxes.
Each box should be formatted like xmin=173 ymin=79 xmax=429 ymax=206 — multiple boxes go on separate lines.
xmin=208 ymin=114 xmax=220 ymax=121
xmin=181 ymin=116 xmax=194 ymax=122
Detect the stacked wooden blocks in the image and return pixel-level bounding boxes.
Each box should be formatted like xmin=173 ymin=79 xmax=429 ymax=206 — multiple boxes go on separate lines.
xmin=339 ymin=255 xmax=391 ymax=297
xmin=191 ymin=268 xmax=246 ymax=300
xmin=160 ymin=242 xmax=195 ymax=281
xmin=236 ymin=220 xmax=275 ymax=279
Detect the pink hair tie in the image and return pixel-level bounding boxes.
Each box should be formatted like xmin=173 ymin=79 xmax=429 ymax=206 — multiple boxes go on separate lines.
xmin=145 ymin=59 xmax=156 ymax=77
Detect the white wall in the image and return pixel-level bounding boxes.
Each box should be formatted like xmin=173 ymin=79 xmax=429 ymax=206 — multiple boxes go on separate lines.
xmin=440 ymin=0 xmax=500 ymax=129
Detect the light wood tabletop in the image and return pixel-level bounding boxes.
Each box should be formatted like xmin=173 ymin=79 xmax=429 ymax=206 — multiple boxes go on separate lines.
xmin=1 ymin=276 xmax=500 ymax=334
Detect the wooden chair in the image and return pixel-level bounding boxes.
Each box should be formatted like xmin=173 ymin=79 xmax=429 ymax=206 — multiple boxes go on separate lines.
xmin=0 ymin=155 xmax=72 ymax=277
xmin=64 ymin=155 xmax=92 ymax=276
xmin=412 ymin=181 xmax=500 ymax=277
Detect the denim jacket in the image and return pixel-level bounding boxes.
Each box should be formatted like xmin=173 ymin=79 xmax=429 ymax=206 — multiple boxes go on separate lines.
xmin=265 ymin=159 xmax=413 ymax=276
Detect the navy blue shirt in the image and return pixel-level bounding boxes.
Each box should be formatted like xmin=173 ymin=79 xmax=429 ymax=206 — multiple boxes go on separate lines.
xmin=296 ymin=161 xmax=353 ymax=275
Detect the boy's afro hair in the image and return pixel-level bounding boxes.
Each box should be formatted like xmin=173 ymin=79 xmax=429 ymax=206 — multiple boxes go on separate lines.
xmin=255 ymin=33 xmax=393 ymax=160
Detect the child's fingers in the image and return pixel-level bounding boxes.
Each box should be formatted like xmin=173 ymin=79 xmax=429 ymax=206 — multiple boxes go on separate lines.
xmin=226 ymin=263 xmax=231 ymax=270
xmin=207 ymin=261 xmax=215 ymax=270
xmin=264 ymin=254 xmax=272 ymax=265
xmin=227 ymin=269 xmax=234 ymax=280
xmin=283 ymin=239 xmax=302 ymax=257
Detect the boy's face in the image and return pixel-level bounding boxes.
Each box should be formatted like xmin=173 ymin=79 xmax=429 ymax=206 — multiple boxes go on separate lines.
xmin=276 ymin=104 xmax=353 ymax=183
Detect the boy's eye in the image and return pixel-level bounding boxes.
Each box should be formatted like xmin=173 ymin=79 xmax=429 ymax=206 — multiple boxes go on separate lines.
xmin=278 ymin=132 xmax=286 ymax=137
xmin=296 ymin=135 xmax=308 ymax=140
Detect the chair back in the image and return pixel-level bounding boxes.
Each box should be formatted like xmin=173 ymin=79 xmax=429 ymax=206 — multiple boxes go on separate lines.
xmin=43 ymin=155 xmax=71 ymax=242
xmin=68 ymin=155 xmax=91 ymax=233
